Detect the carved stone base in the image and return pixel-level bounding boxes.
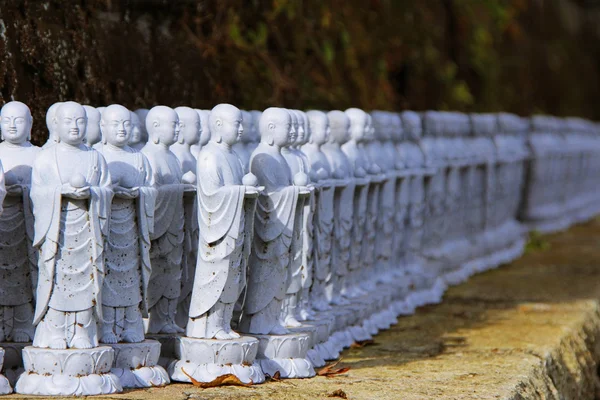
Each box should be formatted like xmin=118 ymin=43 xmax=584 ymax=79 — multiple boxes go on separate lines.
xmin=250 ymin=332 xmax=315 ymax=379
xmin=0 ymin=348 xmax=12 ymax=394
xmin=15 ymin=346 xmax=122 ymax=396
xmin=169 ymin=336 xmax=264 ymax=384
xmin=288 ymin=324 xmax=324 ymax=368
xmin=110 ymin=340 xmax=170 ymax=388
xmin=0 ymin=342 xmax=27 ymax=387
xmin=145 ymin=333 xmax=180 ymax=368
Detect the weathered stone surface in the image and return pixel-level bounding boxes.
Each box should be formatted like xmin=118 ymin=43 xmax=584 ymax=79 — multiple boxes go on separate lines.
xmin=6 ymin=220 xmax=600 ymax=399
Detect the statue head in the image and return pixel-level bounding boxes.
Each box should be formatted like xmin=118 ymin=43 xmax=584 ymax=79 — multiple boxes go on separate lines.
xmin=287 ymin=109 xmax=298 ymax=145
xmin=259 ymin=107 xmax=290 ymax=148
xmin=297 ymin=110 xmax=310 ymax=145
xmin=129 ymin=112 xmax=142 ymax=145
xmin=96 ymin=107 xmax=106 ymax=115
xmin=1 ymin=101 xmax=33 ymax=144
xmin=293 ymin=110 xmax=306 ymax=144
xmin=175 ymin=106 xmax=201 ymax=146
xmin=83 ymin=105 xmax=102 ymax=146
xmin=327 ymin=110 xmax=350 ymax=145
xmin=46 ymin=102 xmax=63 ymax=141
xmin=240 ymin=110 xmax=254 ymax=144
xmin=400 ymin=111 xmax=422 ymax=140
xmin=195 ymin=109 xmax=211 ymax=146
xmin=100 ymin=104 xmax=132 ymax=148
xmin=391 ymin=113 xmax=404 ymax=142
xmin=209 ymin=103 xmax=243 ymax=146
xmin=250 ymin=110 xmax=262 ymax=143
xmin=134 ymin=108 xmax=149 ymax=143
xmin=54 ymin=101 xmax=87 ymax=146
xmin=146 ymin=106 xmax=179 ymax=146
xmin=307 ymin=110 xmax=330 ymax=146
xmin=345 ymin=108 xmax=368 ymax=142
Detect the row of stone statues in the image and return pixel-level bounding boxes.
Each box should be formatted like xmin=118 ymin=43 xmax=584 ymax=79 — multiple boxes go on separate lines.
xmin=0 ymin=100 xmax=597 ymax=395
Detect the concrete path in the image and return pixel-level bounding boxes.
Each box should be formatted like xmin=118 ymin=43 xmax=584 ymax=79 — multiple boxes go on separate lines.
xmin=9 ymin=220 xmax=600 ymax=399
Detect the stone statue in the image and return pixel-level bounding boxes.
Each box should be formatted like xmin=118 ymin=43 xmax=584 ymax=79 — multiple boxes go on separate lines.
xmin=129 ymin=112 xmax=145 ymax=151
xmin=95 ymin=105 xmax=169 ymax=388
xmin=31 ymin=101 xmax=113 ymax=350
xmin=304 ymin=110 xmax=334 ymax=312
xmin=191 ymin=109 xmax=211 ymax=157
xmin=342 ymin=108 xmax=371 ymax=298
xmin=95 ymin=105 xmax=155 ymax=344
xmin=141 ymin=106 xmax=186 ymax=334
xmin=240 ymin=107 xmax=310 ymax=335
xmin=83 ymin=105 xmax=102 ymax=148
xmin=0 ymin=101 xmax=38 ymax=344
xmin=186 ymin=103 xmax=260 ymax=339
xmin=41 ymin=102 xmax=63 ymax=149
xmin=321 ymin=110 xmax=355 ymax=305
xmin=172 ymin=106 xmax=202 ymax=331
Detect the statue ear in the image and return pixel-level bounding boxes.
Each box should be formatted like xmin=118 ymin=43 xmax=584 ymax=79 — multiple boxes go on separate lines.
xmin=215 ymin=134 xmax=222 ymax=144
xmin=216 ymin=118 xmax=223 ymax=128
xmin=152 ymin=133 xmax=159 ymax=144
xmin=153 ymin=120 xmax=159 ymax=128
xmin=268 ymin=122 xmax=275 ymax=130
xmin=266 ymin=135 xmax=274 ymax=146
xmin=102 ymin=135 xmax=107 ymax=144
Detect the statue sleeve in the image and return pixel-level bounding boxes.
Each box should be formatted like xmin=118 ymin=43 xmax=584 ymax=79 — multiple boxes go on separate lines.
xmin=0 ymin=162 xmax=5 ymax=214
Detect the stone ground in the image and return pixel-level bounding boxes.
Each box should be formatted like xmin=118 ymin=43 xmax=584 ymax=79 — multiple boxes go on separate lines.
xmin=9 ymin=219 xmax=600 ymax=399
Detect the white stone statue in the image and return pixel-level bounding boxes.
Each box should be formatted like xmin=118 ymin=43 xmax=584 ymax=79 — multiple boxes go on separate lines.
xmin=83 ymin=105 xmax=102 ymax=148
xmin=129 ymin=112 xmax=145 ymax=151
xmin=95 ymin=104 xmax=169 ymax=388
xmin=303 ymin=110 xmax=335 ymax=312
xmin=240 ymin=107 xmax=310 ymax=335
xmin=133 ymin=108 xmax=149 ymax=150
xmin=0 ymin=101 xmax=38 ymax=344
xmin=16 ymin=101 xmax=122 ymax=396
xmin=171 ymin=107 xmax=202 ymax=331
xmin=321 ymin=111 xmax=355 ymax=305
xmin=141 ymin=106 xmax=186 ymax=334
xmin=169 ymin=105 xmax=265 ymax=385
xmin=342 ymin=108 xmax=371 ymax=298
xmin=41 ymin=101 xmax=63 ymax=149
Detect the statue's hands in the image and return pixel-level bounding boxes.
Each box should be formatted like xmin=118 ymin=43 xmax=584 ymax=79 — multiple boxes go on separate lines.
xmin=244 ymin=185 xmax=263 ymax=198
xmin=113 ymin=186 xmax=139 ymax=199
xmin=355 ymin=167 xmax=367 ymax=178
xmin=6 ymin=184 xmax=23 ymax=195
xmin=62 ymin=183 xmax=90 ymax=199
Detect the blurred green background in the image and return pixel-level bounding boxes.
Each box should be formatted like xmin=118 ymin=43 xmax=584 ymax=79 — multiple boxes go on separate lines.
xmin=0 ymin=0 xmax=598 ymax=143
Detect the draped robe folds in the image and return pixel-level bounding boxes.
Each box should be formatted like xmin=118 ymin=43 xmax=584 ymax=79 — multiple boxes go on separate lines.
xmin=96 ymin=146 xmax=155 ymax=316
xmin=0 ymin=145 xmax=39 ymax=312
xmin=30 ymin=146 xmax=112 ymax=328
xmin=146 ymin=179 xmax=185 ymax=309
xmin=243 ymin=151 xmax=299 ymax=332
xmin=188 ymin=145 xmax=247 ymax=323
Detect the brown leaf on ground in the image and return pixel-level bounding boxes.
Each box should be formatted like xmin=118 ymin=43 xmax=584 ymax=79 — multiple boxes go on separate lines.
xmin=328 ymin=388 xmax=349 ymax=398
xmin=180 ymin=369 xmax=253 ymax=388
xmin=350 ymin=339 xmax=375 ymax=348
xmin=318 ymin=359 xmax=351 ymax=377
xmin=266 ymin=370 xmax=282 ymax=382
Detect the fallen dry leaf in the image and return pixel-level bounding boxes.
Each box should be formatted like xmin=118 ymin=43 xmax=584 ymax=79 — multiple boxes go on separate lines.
xmin=318 ymin=359 xmax=350 ymax=377
xmin=328 ymin=388 xmax=348 ymax=398
xmin=265 ymin=370 xmax=282 ymax=382
xmin=181 ymin=369 xmax=253 ymax=388
xmin=350 ymin=339 xmax=375 ymax=348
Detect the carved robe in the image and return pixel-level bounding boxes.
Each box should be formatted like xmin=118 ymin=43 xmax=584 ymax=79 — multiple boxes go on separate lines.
xmin=30 ymin=146 xmax=112 ymax=333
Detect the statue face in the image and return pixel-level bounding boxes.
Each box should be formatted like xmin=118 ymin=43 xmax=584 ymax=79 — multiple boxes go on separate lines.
xmin=129 ymin=112 xmax=142 ymax=144
xmin=197 ymin=110 xmax=211 ymax=146
xmin=218 ymin=109 xmax=243 ymax=146
xmin=294 ymin=111 xmax=305 ymax=144
xmin=83 ymin=106 xmax=101 ymax=146
xmin=148 ymin=107 xmax=179 ymax=146
xmin=102 ymin=106 xmax=132 ymax=147
xmin=177 ymin=112 xmax=201 ymax=146
xmin=1 ymin=102 xmax=32 ymax=144
xmin=55 ymin=103 xmax=87 ymax=146
xmin=288 ymin=111 xmax=298 ymax=145
xmin=310 ymin=115 xmax=329 ymax=145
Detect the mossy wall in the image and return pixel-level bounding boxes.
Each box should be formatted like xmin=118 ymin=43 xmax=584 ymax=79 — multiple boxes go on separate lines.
xmin=0 ymin=0 xmax=599 ymax=144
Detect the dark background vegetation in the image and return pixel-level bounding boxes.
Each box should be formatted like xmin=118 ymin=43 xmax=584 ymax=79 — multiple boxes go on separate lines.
xmin=0 ymin=0 xmax=599 ymax=144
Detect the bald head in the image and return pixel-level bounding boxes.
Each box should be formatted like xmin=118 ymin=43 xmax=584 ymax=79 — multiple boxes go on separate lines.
xmin=345 ymin=108 xmax=368 ymax=142
xmin=175 ymin=106 xmax=201 ymax=146
xmin=306 ymin=110 xmax=329 ymax=146
xmin=209 ymin=103 xmax=242 ymax=146
xmin=327 ymin=110 xmax=350 ymax=145
xmin=83 ymin=105 xmax=101 ymax=146
xmin=260 ymin=107 xmax=290 ymax=147
xmin=146 ymin=106 xmax=179 ymax=146
xmin=1 ymin=101 xmax=33 ymax=144
xmin=195 ymin=109 xmax=211 ymax=146
xmin=55 ymin=101 xmax=87 ymax=146
xmin=101 ymin=104 xmax=132 ymax=147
